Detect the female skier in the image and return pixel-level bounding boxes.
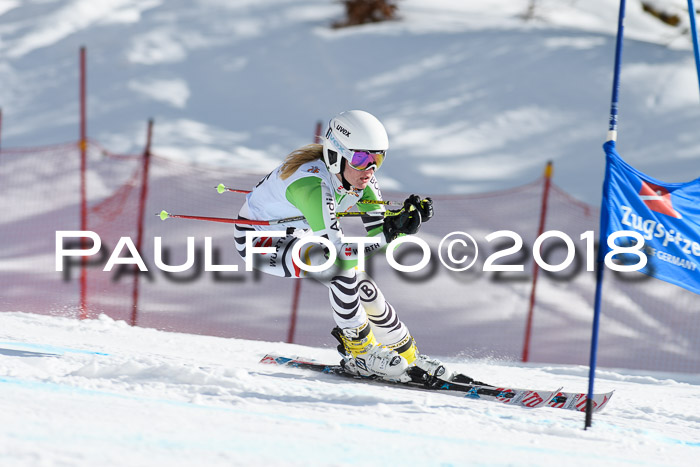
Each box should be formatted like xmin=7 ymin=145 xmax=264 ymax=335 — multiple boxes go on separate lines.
xmin=234 ymin=110 xmax=448 ymax=382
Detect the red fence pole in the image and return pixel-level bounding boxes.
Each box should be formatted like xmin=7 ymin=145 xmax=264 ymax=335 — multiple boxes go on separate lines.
xmin=286 ymin=120 xmax=323 ymax=343
xmin=131 ymin=119 xmax=154 ymax=326
xmin=79 ymin=46 xmax=88 ymax=320
xmin=287 ymin=282 xmax=302 ymax=344
xmin=314 ymin=121 xmax=322 ymax=142
xmin=522 ymin=160 xmax=553 ymax=362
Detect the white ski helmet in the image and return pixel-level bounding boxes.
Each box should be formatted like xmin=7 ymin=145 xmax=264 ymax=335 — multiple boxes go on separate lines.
xmin=322 ymin=110 xmax=389 ymax=174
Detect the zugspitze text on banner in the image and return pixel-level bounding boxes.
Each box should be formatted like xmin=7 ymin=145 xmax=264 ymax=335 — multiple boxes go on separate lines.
xmin=600 ymin=141 xmax=700 ymax=295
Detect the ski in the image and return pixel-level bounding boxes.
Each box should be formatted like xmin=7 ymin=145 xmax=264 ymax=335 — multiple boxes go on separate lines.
xmin=451 ymin=374 xmax=612 ymax=413
xmin=260 ymin=354 xmax=567 ymax=410
xmin=548 ymin=389 xmax=614 ymax=412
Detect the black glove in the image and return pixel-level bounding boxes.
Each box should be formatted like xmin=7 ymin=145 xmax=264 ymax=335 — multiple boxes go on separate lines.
xmin=383 ymin=198 xmax=422 ymax=242
xmin=403 ymin=194 xmax=433 ymax=222
xmin=407 ymin=195 xmax=433 ymax=222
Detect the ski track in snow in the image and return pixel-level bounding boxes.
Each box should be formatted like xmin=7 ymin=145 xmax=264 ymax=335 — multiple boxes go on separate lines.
xmin=1 ymin=312 xmax=699 ymax=466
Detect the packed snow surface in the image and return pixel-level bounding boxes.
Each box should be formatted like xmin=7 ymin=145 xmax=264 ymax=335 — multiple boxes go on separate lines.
xmin=1 ymin=312 xmax=699 ymax=466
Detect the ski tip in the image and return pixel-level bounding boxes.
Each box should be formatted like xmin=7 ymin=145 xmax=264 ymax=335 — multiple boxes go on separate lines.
xmin=595 ymin=390 xmax=615 ymax=412
xmin=159 ymin=210 xmax=170 ymax=221
xmin=216 ymin=183 xmax=226 ymax=194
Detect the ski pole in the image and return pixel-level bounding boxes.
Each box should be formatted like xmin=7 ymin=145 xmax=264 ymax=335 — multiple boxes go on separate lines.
xmin=158 ymin=209 xmax=378 ymax=226
xmin=216 ymin=183 xmax=403 ymax=206
xmin=216 ymin=184 xmax=251 ymax=194
xmin=159 ymin=210 xmax=304 ymax=225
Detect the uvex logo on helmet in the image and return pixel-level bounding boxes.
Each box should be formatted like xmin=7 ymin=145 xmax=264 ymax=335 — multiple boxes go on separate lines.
xmin=335 ymin=124 xmax=351 ymax=137
xmin=322 ymin=110 xmax=388 ymax=175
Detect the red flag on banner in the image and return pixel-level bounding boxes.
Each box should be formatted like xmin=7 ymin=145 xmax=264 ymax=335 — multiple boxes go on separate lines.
xmin=638 ymin=181 xmax=683 ymax=219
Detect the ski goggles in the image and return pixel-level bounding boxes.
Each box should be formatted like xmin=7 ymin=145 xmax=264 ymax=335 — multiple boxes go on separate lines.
xmin=346 ymin=150 xmax=385 ymax=171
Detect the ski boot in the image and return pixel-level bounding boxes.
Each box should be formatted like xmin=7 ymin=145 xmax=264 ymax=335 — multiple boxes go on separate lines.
xmin=410 ymin=352 xmax=490 ymax=387
xmin=405 ymin=353 xmax=454 ymax=387
xmin=331 ymin=323 xmax=409 ymax=381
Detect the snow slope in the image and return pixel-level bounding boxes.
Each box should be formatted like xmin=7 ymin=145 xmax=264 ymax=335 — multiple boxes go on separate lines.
xmin=1 ymin=311 xmax=699 ymax=466
xmin=0 ymin=0 xmax=699 ymax=203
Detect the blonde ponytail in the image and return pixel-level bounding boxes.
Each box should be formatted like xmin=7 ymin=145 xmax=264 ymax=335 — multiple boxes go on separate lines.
xmin=279 ymin=144 xmax=324 ymax=180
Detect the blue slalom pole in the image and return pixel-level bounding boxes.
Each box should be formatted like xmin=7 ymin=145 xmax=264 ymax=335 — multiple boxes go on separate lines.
xmin=606 ymin=0 xmax=626 ymax=144
xmin=586 ymin=0 xmax=627 ymax=430
xmin=688 ymin=0 xmax=700 ymax=98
